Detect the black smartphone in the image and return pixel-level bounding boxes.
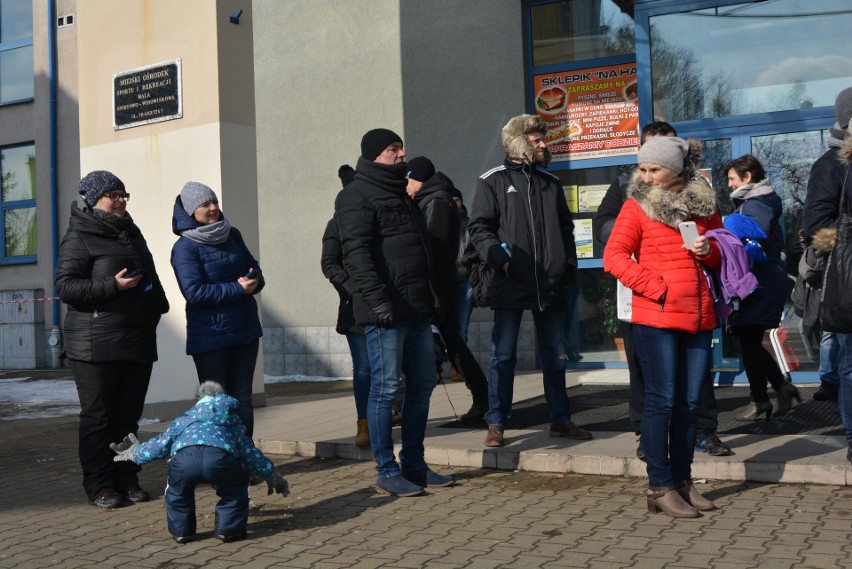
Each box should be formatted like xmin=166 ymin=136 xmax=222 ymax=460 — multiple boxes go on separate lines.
xmin=125 ymin=269 xmax=143 ymax=278
xmin=244 ymin=269 xmax=260 ymax=279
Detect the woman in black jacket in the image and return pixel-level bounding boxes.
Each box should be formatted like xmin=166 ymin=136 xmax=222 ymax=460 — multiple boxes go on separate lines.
xmin=55 ymin=171 xmax=169 ymax=509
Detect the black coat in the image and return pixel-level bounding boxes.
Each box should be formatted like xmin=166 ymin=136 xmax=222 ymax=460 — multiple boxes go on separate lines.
xmin=55 ymin=200 xmax=169 ymax=363
xmin=320 ymin=217 xmax=358 ymax=335
xmin=412 ymin=172 xmax=461 ymax=290
xmin=468 ymin=157 xmax=577 ymax=311
xmin=803 ymin=147 xmax=847 ymax=240
xmin=593 ymin=174 xmax=629 ymax=246
xmin=333 ymin=158 xmax=435 ymax=325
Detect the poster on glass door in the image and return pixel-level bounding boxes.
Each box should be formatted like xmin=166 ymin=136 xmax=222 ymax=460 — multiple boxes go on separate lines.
xmin=533 ymin=62 xmax=639 ymax=162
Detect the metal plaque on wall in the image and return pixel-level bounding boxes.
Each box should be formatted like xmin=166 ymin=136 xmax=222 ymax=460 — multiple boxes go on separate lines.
xmin=113 ymin=59 xmax=183 ymax=130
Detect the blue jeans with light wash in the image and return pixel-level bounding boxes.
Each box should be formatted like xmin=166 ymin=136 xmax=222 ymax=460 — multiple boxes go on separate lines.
xmin=484 ymin=308 xmax=570 ymax=427
xmin=365 ymin=317 xmax=435 ymax=480
xmin=819 ymin=331 xmax=840 ymax=385
xmin=632 ymin=325 xmax=712 ymax=488
xmin=346 ymin=332 xmax=370 ymax=420
xmin=456 ymin=280 xmax=475 ymax=346
xmin=836 ymin=332 xmax=852 ymax=449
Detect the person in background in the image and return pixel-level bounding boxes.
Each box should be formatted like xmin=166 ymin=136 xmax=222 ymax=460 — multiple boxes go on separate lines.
xmin=450 ymin=186 xmax=475 ymax=381
xmin=468 ymin=113 xmax=589 ymax=448
xmin=335 ymin=128 xmax=454 ymax=496
xmin=604 ymin=136 xmax=721 ymax=518
xmin=321 ymin=164 xmax=371 ymax=446
xmin=594 ymin=122 xmax=732 ymax=459
xmin=405 ymin=156 xmax=489 ymax=421
xmin=170 ymin=182 xmax=264 ymax=438
xmin=725 ymin=155 xmax=799 ymax=421
xmin=111 ymin=381 xmax=290 ymax=544
xmin=55 ymin=170 xmax=170 ymax=509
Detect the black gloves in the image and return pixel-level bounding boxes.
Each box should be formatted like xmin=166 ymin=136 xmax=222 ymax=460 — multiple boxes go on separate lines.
xmin=266 ymin=469 xmax=290 ymax=496
xmin=371 ymin=301 xmax=395 ymax=328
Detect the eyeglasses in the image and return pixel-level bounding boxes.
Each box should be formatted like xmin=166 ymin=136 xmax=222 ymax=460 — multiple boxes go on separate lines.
xmin=106 ymin=191 xmax=130 ymax=202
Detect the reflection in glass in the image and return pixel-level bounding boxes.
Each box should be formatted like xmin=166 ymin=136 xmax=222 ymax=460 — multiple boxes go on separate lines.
xmin=0 ymin=0 xmax=33 ymax=43
xmin=700 ymin=139 xmax=733 ymax=216
xmin=0 ymin=45 xmax=34 ymax=103
xmin=531 ymin=0 xmax=634 ymax=66
xmin=1 ymin=145 xmax=36 ymax=202
xmin=650 ymin=1 xmax=852 ymax=122
xmin=4 ymin=206 xmax=36 ymax=256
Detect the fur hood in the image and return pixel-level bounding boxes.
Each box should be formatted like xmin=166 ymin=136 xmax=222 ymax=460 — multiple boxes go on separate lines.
xmin=815 ymin=137 xmax=852 ymax=253
xmin=843 ymin=136 xmax=852 ymax=165
xmin=502 ymin=114 xmax=552 ymax=166
xmin=627 ymin=171 xmax=717 ymax=229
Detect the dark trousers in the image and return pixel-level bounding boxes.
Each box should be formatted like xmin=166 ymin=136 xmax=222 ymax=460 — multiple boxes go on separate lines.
xmin=622 ymin=321 xmax=718 ymax=435
xmin=436 ymin=284 xmax=488 ymax=403
xmin=70 ymin=359 xmax=152 ymax=500
xmin=166 ymin=446 xmax=249 ymax=537
xmin=731 ymin=325 xmax=785 ymax=404
xmin=193 ymin=339 xmax=259 ymax=438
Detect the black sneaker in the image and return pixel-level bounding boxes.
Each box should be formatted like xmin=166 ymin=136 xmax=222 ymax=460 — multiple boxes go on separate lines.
xmin=124 ymin=484 xmax=150 ymax=503
xmin=215 ymin=529 xmax=247 ymax=543
xmin=172 ymin=534 xmax=193 ymax=544
xmin=813 ymin=381 xmax=838 ymax=402
xmin=90 ymin=489 xmax=124 ymax=509
xmin=695 ymin=430 xmax=734 ymax=456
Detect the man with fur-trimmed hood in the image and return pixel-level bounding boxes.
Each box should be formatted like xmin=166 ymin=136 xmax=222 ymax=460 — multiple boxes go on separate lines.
xmin=468 ymin=114 xmax=588 ymax=448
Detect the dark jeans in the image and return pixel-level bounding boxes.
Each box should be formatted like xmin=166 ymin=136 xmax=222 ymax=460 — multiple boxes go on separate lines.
xmin=193 ymin=339 xmax=259 ymax=438
xmin=346 ymin=332 xmax=371 ymax=420
xmin=166 ymin=446 xmax=249 ymax=537
xmin=70 ymin=359 xmax=152 ymax=500
xmin=437 ymin=283 xmax=488 ymax=403
xmin=731 ymin=325 xmax=785 ymax=404
xmin=622 ymin=320 xmax=718 ymax=434
xmin=633 ymin=325 xmax=712 ymax=487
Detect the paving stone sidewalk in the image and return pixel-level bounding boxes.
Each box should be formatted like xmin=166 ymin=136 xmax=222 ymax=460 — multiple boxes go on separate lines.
xmin=2 ymin=415 xmax=852 ymax=569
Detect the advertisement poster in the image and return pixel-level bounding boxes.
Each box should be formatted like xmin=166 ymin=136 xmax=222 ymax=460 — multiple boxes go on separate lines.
xmin=563 ymin=185 xmax=578 ymax=213
xmin=574 ymin=219 xmax=593 ymax=259
xmin=578 ymin=184 xmax=609 ymax=213
xmin=533 ymin=63 xmax=639 ymax=162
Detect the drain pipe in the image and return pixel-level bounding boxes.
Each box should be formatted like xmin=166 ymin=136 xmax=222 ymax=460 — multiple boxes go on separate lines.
xmin=47 ymin=0 xmax=62 ymax=368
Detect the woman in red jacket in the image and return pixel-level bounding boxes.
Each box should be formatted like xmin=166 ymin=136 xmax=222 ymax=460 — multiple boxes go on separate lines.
xmin=604 ymin=136 xmax=722 ymax=519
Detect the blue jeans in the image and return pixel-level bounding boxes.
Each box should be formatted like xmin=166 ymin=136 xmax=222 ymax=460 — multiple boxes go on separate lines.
xmin=192 ymin=338 xmax=259 ymax=438
xmin=456 ymin=280 xmax=474 ymax=346
xmin=484 ymin=308 xmax=570 ymax=427
xmin=633 ymin=325 xmax=712 ymax=488
xmin=365 ymin=317 xmax=435 ymax=479
xmin=837 ymin=332 xmax=852 ymax=448
xmin=819 ymin=331 xmax=840 ymax=385
xmin=346 ymin=332 xmax=370 ymax=420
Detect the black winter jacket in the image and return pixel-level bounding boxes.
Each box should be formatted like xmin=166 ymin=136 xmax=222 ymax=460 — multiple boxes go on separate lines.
xmin=55 ymin=200 xmax=169 ymax=363
xmin=468 ymin=157 xmax=577 ymax=311
xmin=320 ymin=217 xmax=359 ymax=335
xmin=803 ymin=147 xmax=847 ymax=240
xmin=593 ymin=174 xmax=629 ymax=246
xmin=412 ymin=172 xmax=461 ymax=290
xmin=333 ymin=158 xmax=436 ymax=325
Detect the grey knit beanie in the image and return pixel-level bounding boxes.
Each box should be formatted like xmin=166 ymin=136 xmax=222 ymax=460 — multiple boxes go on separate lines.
xmin=78 ymin=170 xmax=124 ymax=207
xmin=180 ymin=181 xmax=218 ymax=216
xmin=834 ymin=87 xmax=852 ymax=129
xmin=637 ymin=136 xmax=690 ymax=174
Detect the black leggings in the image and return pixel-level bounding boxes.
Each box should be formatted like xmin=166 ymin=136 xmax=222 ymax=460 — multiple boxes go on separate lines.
xmin=731 ymin=325 xmax=786 ymax=403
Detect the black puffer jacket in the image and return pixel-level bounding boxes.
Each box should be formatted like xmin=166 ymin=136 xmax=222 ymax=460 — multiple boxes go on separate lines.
xmin=593 ymin=173 xmax=629 ymax=246
xmin=468 ymin=157 xmax=577 ymax=311
xmin=320 ymin=217 xmax=358 ymax=335
xmin=803 ymin=146 xmax=847 ymax=240
xmin=412 ymin=172 xmax=460 ymax=290
xmin=55 ymin=199 xmax=169 ymax=363
xmin=334 ymin=158 xmax=435 ymax=325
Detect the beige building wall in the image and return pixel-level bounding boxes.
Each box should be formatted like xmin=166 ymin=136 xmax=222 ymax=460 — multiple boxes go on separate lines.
xmin=74 ymin=0 xmax=262 ymax=419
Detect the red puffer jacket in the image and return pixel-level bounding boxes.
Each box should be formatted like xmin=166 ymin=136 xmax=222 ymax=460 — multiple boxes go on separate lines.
xmin=603 ymin=174 xmax=722 ymax=333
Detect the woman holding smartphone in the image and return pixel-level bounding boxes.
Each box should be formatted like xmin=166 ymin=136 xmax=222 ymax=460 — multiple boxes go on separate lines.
xmin=171 ymin=182 xmax=264 ymax=437
xmin=604 ymin=137 xmax=722 ymax=518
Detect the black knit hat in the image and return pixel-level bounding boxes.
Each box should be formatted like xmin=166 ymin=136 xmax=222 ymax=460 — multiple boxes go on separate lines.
xmin=360 ymin=128 xmax=403 ymax=161
xmin=406 ymin=156 xmax=435 ymax=182
xmin=78 ymin=170 xmax=125 ymax=207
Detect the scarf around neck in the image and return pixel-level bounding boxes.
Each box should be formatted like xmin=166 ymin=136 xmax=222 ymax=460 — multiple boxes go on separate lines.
xmin=829 ymin=123 xmax=848 ymax=148
xmin=354 ymin=157 xmax=408 ymax=193
xmin=182 ymin=215 xmax=232 ymax=245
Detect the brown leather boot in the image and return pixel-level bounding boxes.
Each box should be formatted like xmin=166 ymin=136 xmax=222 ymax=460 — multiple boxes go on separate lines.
xmin=354 ymin=419 xmax=370 ymax=447
xmin=484 ymin=425 xmax=504 ymax=447
xmin=646 ymin=487 xmax=699 ymax=518
xmin=675 ymin=480 xmax=716 ymax=511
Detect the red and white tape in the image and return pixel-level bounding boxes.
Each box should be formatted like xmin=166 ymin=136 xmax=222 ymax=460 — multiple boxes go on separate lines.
xmin=0 ymin=296 xmax=59 ymax=305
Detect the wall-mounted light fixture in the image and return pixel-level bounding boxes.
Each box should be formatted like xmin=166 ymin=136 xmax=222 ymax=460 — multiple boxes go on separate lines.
xmin=230 ymin=9 xmax=243 ymax=25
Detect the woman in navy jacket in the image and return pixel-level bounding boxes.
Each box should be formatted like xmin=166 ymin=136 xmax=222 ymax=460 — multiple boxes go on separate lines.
xmin=171 ymin=182 xmax=264 ymax=437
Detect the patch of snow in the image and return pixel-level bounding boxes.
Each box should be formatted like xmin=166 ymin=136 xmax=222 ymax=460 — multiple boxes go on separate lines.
xmin=264 ymin=375 xmax=350 ymax=384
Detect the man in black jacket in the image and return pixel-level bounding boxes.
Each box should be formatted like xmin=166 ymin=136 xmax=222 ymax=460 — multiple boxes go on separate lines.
xmin=469 ymin=114 xmax=590 ymax=447
xmin=406 ymin=156 xmax=489 ymax=422
xmin=334 ymin=129 xmax=455 ymax=496
xmin=593 ymin=121 xmax=733 ymax=459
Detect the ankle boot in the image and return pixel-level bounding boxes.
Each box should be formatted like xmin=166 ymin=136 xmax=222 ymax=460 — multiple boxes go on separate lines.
xmin=646 ymin=487 xmax=699 ymax=518
xmin=354 ymin=419 xmax=370 ymax=447
xmin=735 ymin=400 xmax=772 ymax=422
xmin=774 ymin=382 xmax=801 ymax=416
xmin=675 ymin=480 xmax=716 ymax=511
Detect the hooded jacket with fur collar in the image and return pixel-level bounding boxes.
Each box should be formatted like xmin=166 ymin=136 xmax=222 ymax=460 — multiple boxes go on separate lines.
xmin=603 ymin=172 xmax=722 ymax=333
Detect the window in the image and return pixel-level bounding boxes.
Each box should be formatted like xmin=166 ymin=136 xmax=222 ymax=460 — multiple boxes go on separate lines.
xmin=0 ymin=0 xmax=34 ymax=104
xmin=1 ymin=144 xmax=36 ymax=261
xmin=650 ymin=1 xmax=852 ymax=122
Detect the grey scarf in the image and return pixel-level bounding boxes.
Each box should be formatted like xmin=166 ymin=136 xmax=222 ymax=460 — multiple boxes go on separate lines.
xmin=182 ymin=216 xmax=232 ymax=245
xmin=828 ymin=122 xmax=849 ymax=148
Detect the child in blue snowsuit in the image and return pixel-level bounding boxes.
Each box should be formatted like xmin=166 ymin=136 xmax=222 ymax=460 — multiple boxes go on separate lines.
xmin=112 ymin=381 xmax=289 ymax=543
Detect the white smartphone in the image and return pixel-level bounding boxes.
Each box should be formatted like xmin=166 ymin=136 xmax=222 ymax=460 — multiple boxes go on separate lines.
xmin=678 ymin=221 xmax=700 ymax=248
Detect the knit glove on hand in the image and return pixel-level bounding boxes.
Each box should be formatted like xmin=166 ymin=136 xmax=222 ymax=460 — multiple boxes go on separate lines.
xmin=110 ymin=433 xmax=140 ymax=463
xmin=266 ymin=469 xmax=290 ymax=496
